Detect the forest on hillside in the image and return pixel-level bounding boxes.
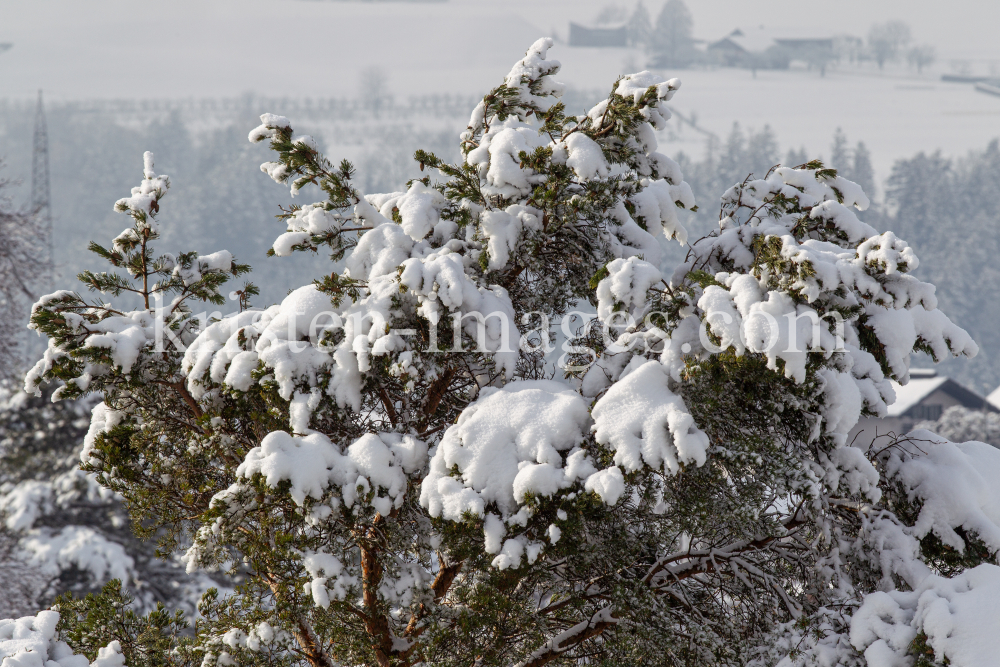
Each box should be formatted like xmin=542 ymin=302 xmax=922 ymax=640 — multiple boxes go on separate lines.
xmin=1 ymin=92 xmax=998 ymax=392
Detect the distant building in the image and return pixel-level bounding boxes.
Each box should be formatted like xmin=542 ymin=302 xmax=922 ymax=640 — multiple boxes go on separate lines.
xmin=975 ymin=81 xmax=1000 ymax=98
xmin=569 ymin=23 xmax=628 ymax=48
xmin=987 ymin=385 xmax=1000 ymax=410
xmin=708 ymin=27 xmax=835 ymax=72
xmin=849 ymin=369 xmax=997 ymax=448
xmin=708 ymin=28 xmax=776 ymax=66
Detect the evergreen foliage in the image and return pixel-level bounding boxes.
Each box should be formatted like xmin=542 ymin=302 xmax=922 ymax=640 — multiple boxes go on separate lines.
xmin=886 ymin=140 xmax=1000 ymax=391
xmin=651 ymin=0 xmax=695 ymax=65
xmin=867 ymin=21 xmax=912 ymax=69
xmin=0 ymin=383 xmax=218 ymax=617
xmin=11 ymin=40 xmax=1000 ymax=667
xmin=0 ymin=162 xmax=44 ymax=381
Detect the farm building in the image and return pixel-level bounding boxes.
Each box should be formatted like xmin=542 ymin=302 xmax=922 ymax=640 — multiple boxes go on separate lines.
xmin=708 ymin=27 xmax=835 ymax=72
xmin=568 ymin=22 xmax=629 ymax=48
xmin=849 ymin=369 xmax=997 ymax=449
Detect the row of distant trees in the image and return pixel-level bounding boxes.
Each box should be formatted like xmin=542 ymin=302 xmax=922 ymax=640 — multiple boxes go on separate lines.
xmin=592 ymin=0 xmax=696 ymax=65
xmin=842 ymin=21 xmax=935 ymax=72
xmin=593 ymin=1 xmax=936 ymax=72
xmin=0 ymin=164 xmax=43 ymax=381
xmin=869 ymin=21 xmax=935 ymax=72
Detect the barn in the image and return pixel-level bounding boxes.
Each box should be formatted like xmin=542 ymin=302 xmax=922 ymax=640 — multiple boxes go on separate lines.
xmin=568 ymin=23 xmax=628 ymax=48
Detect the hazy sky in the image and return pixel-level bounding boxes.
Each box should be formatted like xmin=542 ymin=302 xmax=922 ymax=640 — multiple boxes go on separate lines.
xmin=0 ymin=0 xmax=998 ymax=101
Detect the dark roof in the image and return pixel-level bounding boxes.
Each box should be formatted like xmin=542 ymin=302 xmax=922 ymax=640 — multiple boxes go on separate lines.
xmin=708 ymin=29 xmax=834 ymax=55
xmin=569 ymin=23 xmax=628 ymax=48
xmin=707 ymin=37 xmax=746 ymax=53
xmin=773 ymin=38 xmax=834 ymax=49
xmin=900 ymin=378 xmax=999 ymax=416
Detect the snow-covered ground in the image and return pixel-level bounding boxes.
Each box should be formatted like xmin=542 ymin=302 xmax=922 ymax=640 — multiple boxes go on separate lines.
xmin=660 ymin=67 xmax=1000 ymax=182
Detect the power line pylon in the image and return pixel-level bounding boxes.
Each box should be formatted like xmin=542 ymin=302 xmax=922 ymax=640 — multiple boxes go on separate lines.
xmin=31 ymin=89 xmax=53 ymax=293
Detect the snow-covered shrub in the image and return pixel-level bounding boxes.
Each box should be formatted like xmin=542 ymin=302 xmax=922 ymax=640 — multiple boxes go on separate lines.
xmin=20 ymin=38 xmax=996 ymax=666
xmin=0 ymin=382 xmax=221 ymax=618
xmin=0 ymin=167 xmax=44 ymax=381
xmin=885 ymin=140 xmax=1000 ymax=393
xmin=916 ymin=404 xmax=1000 ymax=446
xmin=0 ymin=609 xmax=122 ymax=667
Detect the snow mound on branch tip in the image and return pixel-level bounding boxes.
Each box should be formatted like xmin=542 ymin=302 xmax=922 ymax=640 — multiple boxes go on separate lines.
xmin=421 ymin=380 xmax=595 ymax=522
xmin=591 ymin=360 xmax=709 ymax=475
xmin=0 ymin=611 xmax=121 ymax=667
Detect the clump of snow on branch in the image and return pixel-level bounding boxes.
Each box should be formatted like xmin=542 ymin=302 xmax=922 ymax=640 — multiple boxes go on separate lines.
xmin=591 ymin=360 xmax=709 ymax=477
xmin=595 ymin=258 xmax=663 ymax=323
xmin=0 ymin=611 xmax=121 ymax=667
xmin=851 ymin=564 xmax=1000 ymax=666
xmin=237 ymin=430 xmax=426 ymax=515
xmin=881 ymin=430 xmax=1000 ymax=554
xmin=422 ymin=381 xmax=593 ymax=518
xmin=421 ymin=381 xmax=599 ymax=568
xmin=301 ymin=552 xmax=357 ymax=609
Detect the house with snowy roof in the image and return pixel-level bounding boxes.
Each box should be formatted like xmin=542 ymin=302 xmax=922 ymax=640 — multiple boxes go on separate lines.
xmin=849 ymin=368 xmax=997 ymax=449
xmin=987 ymin=385 xmax=1000 ymax=411
xmin=707 ymin=27 xmax=835 ymax=72
xmin=708 ymin=28 xmax=775 ymax=65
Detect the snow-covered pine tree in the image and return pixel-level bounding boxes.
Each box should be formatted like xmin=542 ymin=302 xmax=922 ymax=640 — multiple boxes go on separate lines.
xmin=831 ymin=128 xmax=851 ymax=175
xmin=0 ymin=382 xmax=220 ymax=617
xmin=625 ymin=1 xmax=654 ymax=50
xmin=916 ymin=405 xmax=1000 ymax=446
xmin=851 ymin=140 xmax=877 ymax=203
xmin=19 ymin=39 xmax=1000 ymax=667
xmin=652 ymin=0 xmax=695 ymax=66
xmin=0 ymin=161 xmax=44 ymax=382
xmin=829 ymin=129 xmax=878 ymax=205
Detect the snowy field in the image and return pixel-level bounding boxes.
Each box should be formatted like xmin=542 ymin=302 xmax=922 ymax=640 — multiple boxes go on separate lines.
xmin=2 ymin=1 xmax=999 ymax=188
xmin=2 ymin=0 xmax=998 ymax=100
xmin=658 ymin=67 xmax=1000 ymax=182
